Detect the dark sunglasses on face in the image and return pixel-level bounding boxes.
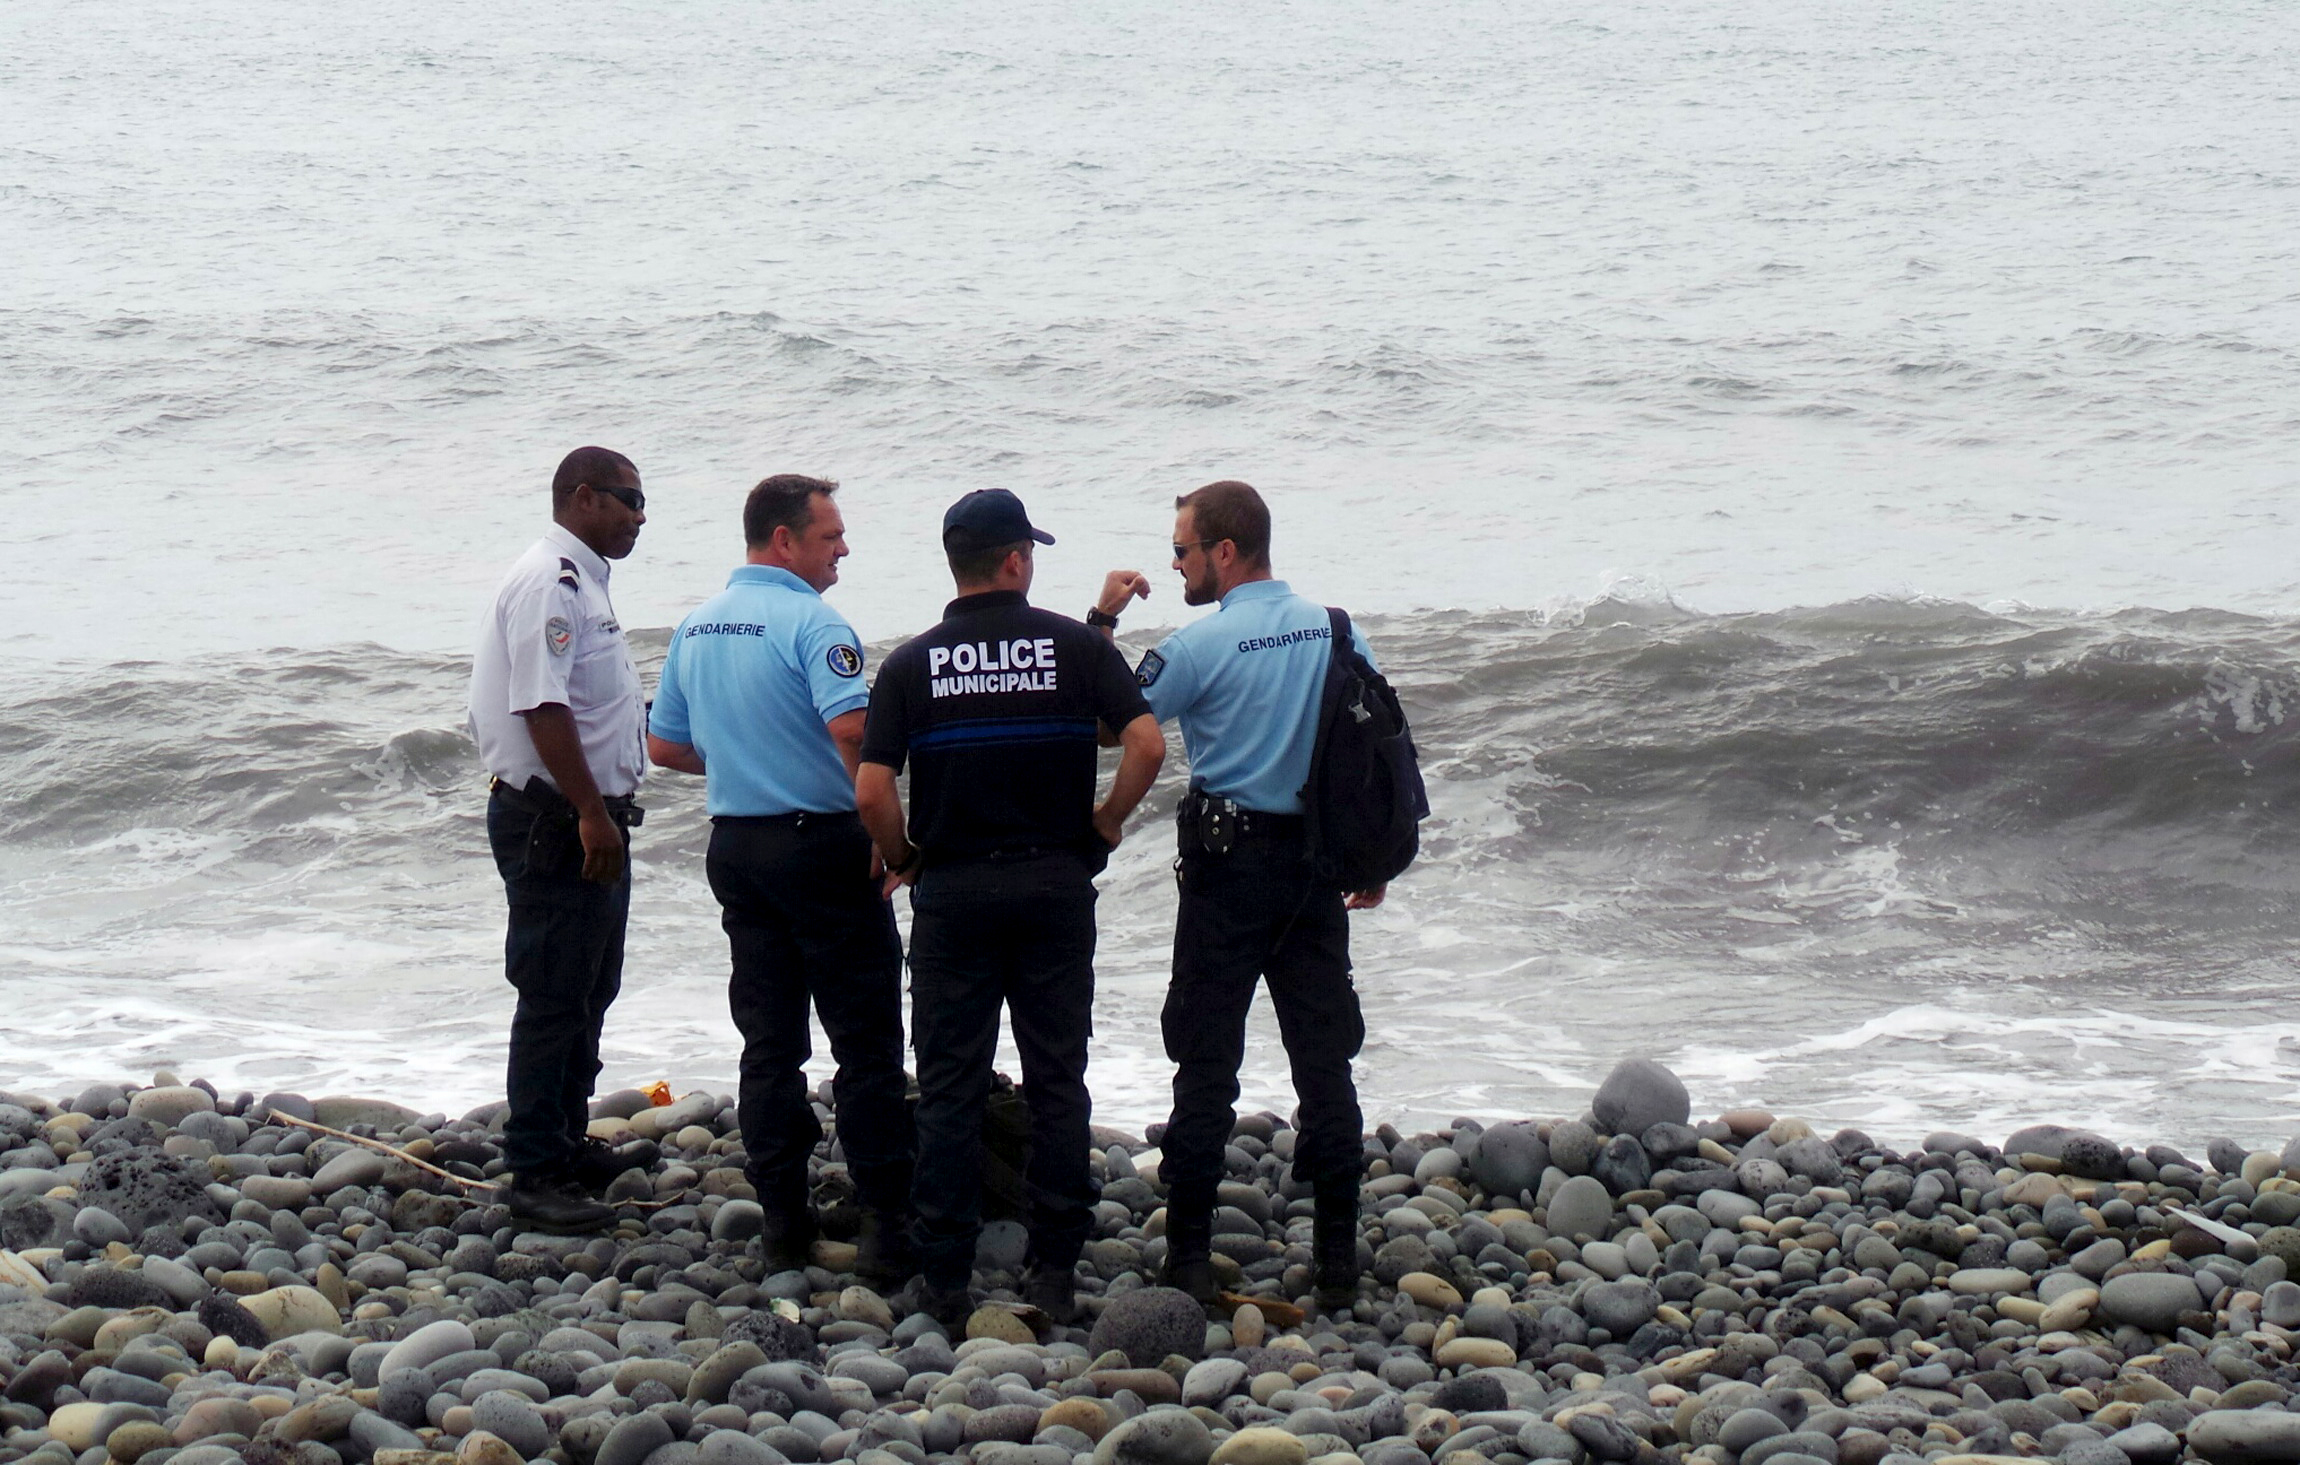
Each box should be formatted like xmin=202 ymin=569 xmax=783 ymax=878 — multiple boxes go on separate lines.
xmin=588 ymin=483 xmax=646 ymax=513
xmin=1173 ymin=538 xmax=1222 ymax=559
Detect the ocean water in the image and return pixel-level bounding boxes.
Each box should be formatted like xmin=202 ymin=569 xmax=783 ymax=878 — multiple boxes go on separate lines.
xmin=5 ymin=0 xmax=2300 ymax=1148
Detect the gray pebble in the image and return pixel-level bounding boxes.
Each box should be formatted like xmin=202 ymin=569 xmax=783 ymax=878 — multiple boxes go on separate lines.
xmin=2101 ymin=1272 xmax=2207 ymax=1333
xmin=1592 ymin=1058 xmax=1690 ymax=1136
xmin=1579 ymin=1278 xmax=1659 ymax=1335
xmin=1093 ymin=1409 xmax=1215 ymax=1465
xmin=1718 ymin=1409 xmax=1789 ymax=1455
xmin=1467 ymin=1122 xmax=1548 ymax=1196
xmin=1546 ymin=1175 xmax=1612 ymax=1240
xmin=698 ymin=1431 xmax=788 ymax=1465
xmin=1745 ymin=1434 xmax=1838 ymax=1465
xmin=71 ymin=1205 xmax=131 ymax=1248
xmin=1547 ymin=1120 xmax=1600 ymax=1176
xmin=827 ymin=1353 xmax=908 ymax=1397
xmin=596 ymin=1410 xmax=678 ymax=1465
xmin=349 ymin=1411 xmax=427 ymax=1457
xmin=473 ymin=1390 xmax=555 ymax=1458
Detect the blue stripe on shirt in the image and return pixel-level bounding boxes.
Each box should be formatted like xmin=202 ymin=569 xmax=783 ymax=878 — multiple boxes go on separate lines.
xmin=911 ymin=717 xmax=1099 ymax=750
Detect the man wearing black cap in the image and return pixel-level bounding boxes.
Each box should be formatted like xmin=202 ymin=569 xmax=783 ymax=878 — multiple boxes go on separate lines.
xmin=856 ymin=489 xmax=1166 ymax=1327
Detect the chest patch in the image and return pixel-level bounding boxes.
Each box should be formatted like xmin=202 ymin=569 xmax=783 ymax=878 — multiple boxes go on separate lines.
xmin=826 ymin=644 xmax=863 ymax=678
xmin=1136 ymin=648 xmax=1166 ymax=688
xmin=546 ymin=616 xmax=574 ymax=657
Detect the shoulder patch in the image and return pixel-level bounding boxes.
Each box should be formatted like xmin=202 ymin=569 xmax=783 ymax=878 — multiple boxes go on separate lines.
xmin=545 ymin=616 xmax=574 ymax=657
xmin=1136 ymin=648 xmax=1166 ymax=687
xmin=556 ymin=556 xmax=581 ymax=591
xmin=826 ymin=644 xmax=863 ymax=678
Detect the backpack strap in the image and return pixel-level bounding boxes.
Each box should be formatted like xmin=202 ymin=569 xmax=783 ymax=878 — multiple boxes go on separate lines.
xmin=1326 ymin=606 xmax=1350 ymax=665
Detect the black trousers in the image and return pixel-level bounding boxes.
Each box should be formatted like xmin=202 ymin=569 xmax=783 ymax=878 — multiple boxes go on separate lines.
xmin=1161 ymin=832 xmax=1365 ymax=1220
xmin=489 ymin=788 xmax=630 ymax=1179
xmin=908 ymin=852 xmax=1099 ymax=1289
xmin=706 ymin=813 xmax=913 ymax=1218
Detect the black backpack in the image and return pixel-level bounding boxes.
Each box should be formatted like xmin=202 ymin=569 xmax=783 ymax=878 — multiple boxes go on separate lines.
xmin=1300 ymin=607 xmax=1428 ymax=890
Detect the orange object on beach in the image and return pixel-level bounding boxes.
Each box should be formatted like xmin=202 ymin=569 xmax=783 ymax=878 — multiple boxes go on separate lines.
xmin=644 ymin=1081 xmax=673 ymax=1106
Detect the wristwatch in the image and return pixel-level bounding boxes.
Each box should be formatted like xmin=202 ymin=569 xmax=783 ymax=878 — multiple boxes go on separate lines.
xmin=1085 ymin=607 xmax=1121 ymax=629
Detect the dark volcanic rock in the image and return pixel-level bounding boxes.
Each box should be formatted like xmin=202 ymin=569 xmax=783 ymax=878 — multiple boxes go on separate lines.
xmin=200 ymin=1290 xmax=273 ymax=1347
xmin=1430 ymin=1374 xmax=1509 ymax=1414
xmin=2061 ymin=1133 xmax=2127 ymax=1182
xmin=722 ymin=1311 xmax=816 ymax=1362
xmin=83 ymin=1116 xmax=164 ymax=1157
xmin=78 ymin=1149 xmax=225 ymax=1233
xmin=64 ymin=1265 xmax=174 ymax=1310
xmin=0 ymin=1194 xmax=71 ymax=1249
xmin=1087 ymin=1285 xmax=1209 ymax=1367
xmin=135 ymin=1222 xmax=189 ymax=1258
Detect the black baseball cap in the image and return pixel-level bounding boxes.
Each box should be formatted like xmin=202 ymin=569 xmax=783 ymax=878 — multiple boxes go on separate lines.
xmin=942 ymin=489 xmax=1055 ymax=548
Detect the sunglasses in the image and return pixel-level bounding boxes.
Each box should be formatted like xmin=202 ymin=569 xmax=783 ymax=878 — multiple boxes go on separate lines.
xmin=1173 ymin=538 xmax=1224 ymax=559
xmin=587 ymin=483 xmax=646 ymax=513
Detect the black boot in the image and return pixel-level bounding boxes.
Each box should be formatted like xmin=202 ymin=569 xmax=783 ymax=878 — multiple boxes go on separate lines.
xmin=917 ymin=1278 xmax=975 ymax=1332
xmin=759 ymin=1206 xmax=819 ymax=1273
xmin=855 ymin=1209 xmax=916 ymax=1287
xmin=562 ymin=1134 xmax=662 ymax=1193
xmin=1022 ymin=1261 xmax=1081 ymax=1325
xmin=1162 ymin=1201 xmax=1216 ymax=1304
xmin=503 ymin=1173 xmax=615 ymax=1233
xmin=1313 ymin=1187 xmax=1360 ymax=1313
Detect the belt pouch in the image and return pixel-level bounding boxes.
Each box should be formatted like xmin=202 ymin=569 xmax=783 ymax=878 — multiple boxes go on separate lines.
xmin=1178 ymin=790 xmax=1236 ymax=857
xmin=513 ymin=778 xmax=582 ymax=876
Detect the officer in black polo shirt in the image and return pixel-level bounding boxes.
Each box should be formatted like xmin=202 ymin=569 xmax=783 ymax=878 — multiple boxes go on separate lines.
xmin=857 ymin=489 xmax=1166 ymax=1327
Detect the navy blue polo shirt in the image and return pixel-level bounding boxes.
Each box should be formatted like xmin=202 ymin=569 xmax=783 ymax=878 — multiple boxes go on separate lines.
xmin=860 ymin=591 xmax=1151 ymax=864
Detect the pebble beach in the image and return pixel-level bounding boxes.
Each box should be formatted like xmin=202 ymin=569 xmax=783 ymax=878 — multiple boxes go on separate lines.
xmin=5 ymin=1060 xmax=2300 ymax=1465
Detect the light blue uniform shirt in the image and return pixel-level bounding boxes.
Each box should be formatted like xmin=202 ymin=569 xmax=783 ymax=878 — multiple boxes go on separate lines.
xmin=649 ymin=565 xmax=871 ymax=816
xmin=1137 ymin=579 xmax=1376 ymax=815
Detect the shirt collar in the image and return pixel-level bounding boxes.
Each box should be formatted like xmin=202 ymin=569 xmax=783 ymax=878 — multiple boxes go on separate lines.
xmin=544 ymin=523 xmax=610 ymax=585
xmin=945 ymin=590 xmax=1028 ymax=618
xmin=1219 ymin=578 xmax=1291 ymax=609
xmin=728 ymin=564 xmax=820 ymax=596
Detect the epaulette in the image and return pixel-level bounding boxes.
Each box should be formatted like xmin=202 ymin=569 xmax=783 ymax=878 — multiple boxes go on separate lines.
xmin=557 ymin=557 xmax=581 ymax=591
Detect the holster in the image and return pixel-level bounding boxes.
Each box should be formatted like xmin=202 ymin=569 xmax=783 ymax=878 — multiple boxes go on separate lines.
xmin=1176 ymin=789 xmax=1237 ymax=857
xmin=492 ymin=775 xmax=644 ymax=829
xmin=491 ymin=776 xmax=642 ymax=879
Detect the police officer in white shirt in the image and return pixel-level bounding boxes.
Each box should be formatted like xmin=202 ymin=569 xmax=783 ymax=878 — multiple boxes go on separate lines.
xmin=468 ymin=446 xmax=657 ymax=1232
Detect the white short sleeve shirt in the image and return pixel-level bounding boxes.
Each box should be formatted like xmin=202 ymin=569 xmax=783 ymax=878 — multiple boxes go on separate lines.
xmin=468 ymin=524 xmax=646 ymax=798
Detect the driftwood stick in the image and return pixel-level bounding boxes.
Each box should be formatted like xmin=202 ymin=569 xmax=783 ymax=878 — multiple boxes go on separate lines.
xmin=1216 ymin=1292 xmax=1305 ymax=1327
xmin=271 ymin=1112 xmax=490 ymax=1193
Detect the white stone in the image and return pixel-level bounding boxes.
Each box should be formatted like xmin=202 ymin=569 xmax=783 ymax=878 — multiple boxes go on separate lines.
xmin=238 ymin=1284 xmax=343 ymax=1340
xmin=2190 ymin=1409 xmax=2300 ymax=1464
xmin=126 ymin=1086 xmax=216 ymax=1126
xmin=1210 ymin=1429 xmax=1308 ymax=1465
xmin=1183 ymin=1357 xmax=1248 ymax=1407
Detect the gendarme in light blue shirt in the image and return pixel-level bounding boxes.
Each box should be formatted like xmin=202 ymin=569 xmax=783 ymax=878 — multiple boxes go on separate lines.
xmin=1137 ymin=579 xmax=1376 ymax=815
xmin=649 ymin=565 xmax=871 ymax=816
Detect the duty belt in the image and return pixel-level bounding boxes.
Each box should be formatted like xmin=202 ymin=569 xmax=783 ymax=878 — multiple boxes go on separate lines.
xmin=712 ymin=810 xmax=856 ymax=828
xmin=1177 ymin=789 xmax=1303 ymax=855
xmin=489 ymin=775 xmax=644 ymax=828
